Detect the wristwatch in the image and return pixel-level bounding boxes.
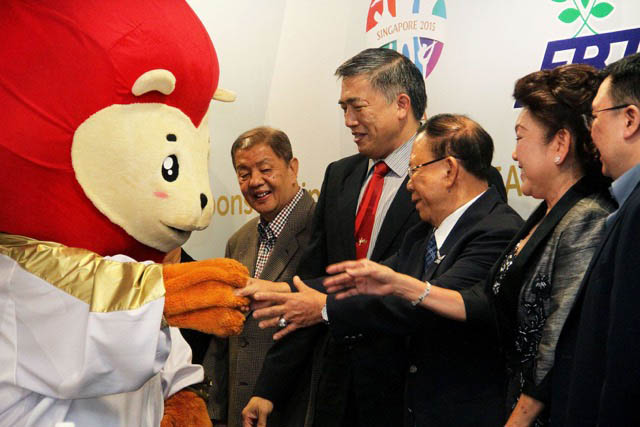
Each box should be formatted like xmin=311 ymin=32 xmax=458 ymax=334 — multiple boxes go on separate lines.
xmin=321 ymin=304 xmax=329 ymax=324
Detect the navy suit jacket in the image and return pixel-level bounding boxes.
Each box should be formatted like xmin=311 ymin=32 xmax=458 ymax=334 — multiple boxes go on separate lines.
xmin=327 ymin=187 xmax=523 ymax=426
xmin=553 ymin=181 xmax=640 ymax=426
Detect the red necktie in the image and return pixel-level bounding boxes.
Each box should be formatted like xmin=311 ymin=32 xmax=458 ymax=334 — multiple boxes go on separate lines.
xmin=354 ymin=161 xmax=390 ymax=259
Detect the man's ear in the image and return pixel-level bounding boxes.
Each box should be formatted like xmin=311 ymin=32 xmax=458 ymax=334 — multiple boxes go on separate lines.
xmin=396 ymin=93 xmax=412 ymax=120
xmin=444 ymin=157 xmax=459 ymax=188
xmin=289 ymin=157 xmax=299 ymax=177
xmin=623 ymin=105 xmax=640 ymax=139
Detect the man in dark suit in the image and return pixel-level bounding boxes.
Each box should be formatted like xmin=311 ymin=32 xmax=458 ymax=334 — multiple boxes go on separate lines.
xmin=323 ymin=114 xmax=523 ymax=426
xmin=553 ymin=53 xmax=640 ymax=425
xmin=206 ymin=127 xmax=316 ymax=427
xmin=241 ymin=48 xmax=425 ymax=427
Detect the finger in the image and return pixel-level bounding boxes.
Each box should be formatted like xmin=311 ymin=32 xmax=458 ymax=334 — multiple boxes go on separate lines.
xmin=335 ymin=289 xmax=360 ymax=300
xmin=242 ymin=413 xmax=255 ymax=427
xmin=324 ymin=283 xmax=348 ymax=294
xmin=252 ymin=291 xmax=290 ymax=304
xmin=258 ymin=317 xmax=281 ymax=329
xmin=323 ymin=272 xmax=355 ymax=289
xmin=273 ymin=323 xmax=298 ymax=340
xmin=250 ymin=300 xmax=275 ymax=311
xmin=235 ymin=285 xmax=256 ymax=297
xmin=325 ymin=260 xmax=361 ymax=275
xmin=253 ymin=304 xmax=285 ymax=320
xmin=292 ymin=275 xmax=309 ymax=292
xmin=257 ymin=407 xmax=268 ymax=427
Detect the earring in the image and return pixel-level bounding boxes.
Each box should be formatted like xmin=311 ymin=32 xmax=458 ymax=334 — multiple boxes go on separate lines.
xmin=554 ymin=156 xmax=561 ymax=164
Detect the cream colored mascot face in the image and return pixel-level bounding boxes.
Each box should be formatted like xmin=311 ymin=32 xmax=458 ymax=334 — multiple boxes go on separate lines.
xmin=72 ymin=70 xmax=215 ymax=252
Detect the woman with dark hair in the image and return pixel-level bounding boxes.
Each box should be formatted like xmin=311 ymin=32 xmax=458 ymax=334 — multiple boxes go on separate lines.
xmin=324 ymin=63 xmax=615 ymax=426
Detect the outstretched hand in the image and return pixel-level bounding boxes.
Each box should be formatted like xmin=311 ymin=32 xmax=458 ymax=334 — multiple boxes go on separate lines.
xmin=323 ymin=259 xmax=398 ymax=299
xmin=252 ymin=276 xmax=327 ymax=340
xmin=234 ymin=277 xmax=291 ymax=311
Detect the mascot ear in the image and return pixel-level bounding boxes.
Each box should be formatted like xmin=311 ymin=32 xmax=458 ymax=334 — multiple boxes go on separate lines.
xmin=132 ymin=69 xmax=176 ymax=96
xmin=212 ymin=87 xmax=236 ymax=102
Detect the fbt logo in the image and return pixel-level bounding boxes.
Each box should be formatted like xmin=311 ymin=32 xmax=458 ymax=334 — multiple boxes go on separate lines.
xmin=365 ymin=0 xmax=447 ymax=79
xmin=541 ymin=0 xmax=639 ymax=72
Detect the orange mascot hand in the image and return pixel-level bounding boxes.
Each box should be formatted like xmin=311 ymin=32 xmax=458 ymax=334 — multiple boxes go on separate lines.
xmin=166 ymin=306 xmax=246 ymax=337
xmin=162 ymin=390 xmax=212 ymax=427
xmin=163 ymin=258 xmax=249 ymax=337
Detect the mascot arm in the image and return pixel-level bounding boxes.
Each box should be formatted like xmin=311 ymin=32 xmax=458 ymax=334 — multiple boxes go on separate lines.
xmin=0 ymin=242 xmax=174 ymax=399
xmin=162 ymin=258 xmax=249 ymax=337
xmin=160 ymin=327 xmax=212 ymax=427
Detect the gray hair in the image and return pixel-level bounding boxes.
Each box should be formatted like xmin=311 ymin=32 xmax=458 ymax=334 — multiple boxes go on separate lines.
xmin=335 ymin=48 xmax=427 ymax=121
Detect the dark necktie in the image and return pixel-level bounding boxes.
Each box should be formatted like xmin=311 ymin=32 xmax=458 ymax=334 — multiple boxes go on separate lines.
xmin=423 ymin=234 xmax=437 ymax=277
xmin=354 ymin=161 xmax=390 ymax=259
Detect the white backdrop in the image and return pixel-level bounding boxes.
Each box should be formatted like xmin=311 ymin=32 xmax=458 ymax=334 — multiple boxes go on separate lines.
xmin=184 ymin=0 xmax=640 ymax=259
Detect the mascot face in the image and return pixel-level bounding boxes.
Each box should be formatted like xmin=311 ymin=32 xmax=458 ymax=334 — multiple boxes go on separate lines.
xmin=73 ymin=70 xmax=214 ymax=252
xmin=0 ymin=0 xmax=227 ymax=261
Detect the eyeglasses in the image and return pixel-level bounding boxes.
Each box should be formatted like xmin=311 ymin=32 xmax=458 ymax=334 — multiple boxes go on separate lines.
xmin=407 ymin=156 xmax=450 ymax=178
xmin=582 ymin=104 xmax=632 ymax=130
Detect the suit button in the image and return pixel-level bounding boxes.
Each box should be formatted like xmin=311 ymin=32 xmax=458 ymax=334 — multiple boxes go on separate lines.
xmin=409 ymin=365 xmax=418 ymax=374
xmin=239 ymin=337 xmax=249 ymax=348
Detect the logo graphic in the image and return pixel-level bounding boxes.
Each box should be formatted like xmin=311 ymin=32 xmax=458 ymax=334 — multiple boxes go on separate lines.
xmin=552 ymin=0 xmax=614 ymax=38
xmin=365 ymin=0 xmax=447 ymax=79
xmin=540 ymin=0 xmax=639 ymax=71
xmin=514 ymin=1 xmax=639 ymax=107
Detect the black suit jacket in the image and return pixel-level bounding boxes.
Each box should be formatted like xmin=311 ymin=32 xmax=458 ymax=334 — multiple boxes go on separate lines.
xmin=553 ymin=181 xmax=640 ymax=426
xmin=254 ymin=153 xmax=421 ymax=427
xmin=327 ymin=187 xmax=523 ymax=426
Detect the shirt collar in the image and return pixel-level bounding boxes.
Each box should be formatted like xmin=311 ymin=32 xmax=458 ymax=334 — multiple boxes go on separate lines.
xmin=368 ymin=133 xmax=416 ymax=178
xmin=610 ymin=163 xmax=640 ymax=210
xmin=258 ymin=188 xmax=304 ymax=240
xmin=433 ymin=190 xmax=486 ymax=249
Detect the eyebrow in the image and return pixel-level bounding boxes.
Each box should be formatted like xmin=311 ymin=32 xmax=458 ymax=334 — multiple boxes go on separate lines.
xmin=338 ymin=97 xmax=365 ymax=105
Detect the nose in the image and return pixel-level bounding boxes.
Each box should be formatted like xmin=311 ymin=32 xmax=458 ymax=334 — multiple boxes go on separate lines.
xmin=406 ymin=177 xmax=414 ymax=192
xmin=200 ymin=193 xmax=208 ymax=210
xmin=249 ymin=171 xmax=265 ymax=187
xmin=512 ymin=149 xmax=517 ymax=161
xmin=344 ymin=108 xmax=358 ymax=128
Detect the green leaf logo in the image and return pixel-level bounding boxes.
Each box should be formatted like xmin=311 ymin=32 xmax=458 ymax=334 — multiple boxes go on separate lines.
xmin=592 ymin=2 xmax=614 ymax=17
xmin=559 ymin=8 xmax=580 ymax=23
xmin=552 ymin=0 xmax=616 ymax=37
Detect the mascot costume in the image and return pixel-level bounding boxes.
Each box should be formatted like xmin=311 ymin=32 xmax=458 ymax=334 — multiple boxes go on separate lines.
xmin=0 ymin=1 xmax=249 ymax=425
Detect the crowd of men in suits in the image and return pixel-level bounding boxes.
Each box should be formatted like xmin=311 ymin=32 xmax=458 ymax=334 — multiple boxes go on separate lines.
xmin=185 ymin=49 xmax=640 ymax=426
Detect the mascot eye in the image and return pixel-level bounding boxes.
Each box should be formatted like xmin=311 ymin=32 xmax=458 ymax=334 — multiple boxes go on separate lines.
xmin=166 ymin=134 xmax=177 ymax=142
xmin=162 ymin=155 xmax=179 ymax=182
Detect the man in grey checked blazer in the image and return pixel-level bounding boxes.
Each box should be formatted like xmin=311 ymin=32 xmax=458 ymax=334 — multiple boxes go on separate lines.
xmin=207 ymin=126 xmax=317 ymax=427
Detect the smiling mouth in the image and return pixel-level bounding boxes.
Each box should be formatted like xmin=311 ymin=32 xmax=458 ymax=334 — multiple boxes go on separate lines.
xmin=162 ymin=223 xmax=191 ymax=238
xmin=352 ymin=133 xmax=366 ymax=143
xmin=254 ymin=191 xmax=271 ymax=200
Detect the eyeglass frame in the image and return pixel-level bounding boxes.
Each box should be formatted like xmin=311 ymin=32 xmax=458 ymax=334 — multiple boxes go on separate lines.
xmin=581 ymin=104 xmax=633 ymax=130
xmin=407 ymin=156 xmax=459 ymax=179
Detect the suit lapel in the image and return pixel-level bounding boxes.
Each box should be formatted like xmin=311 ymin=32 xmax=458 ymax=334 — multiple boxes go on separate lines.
xmin=237 ymin=219 xmax=260 ymax=278
xmin=424 ymin=189 xmax=501 ymax=280
xmin=259 ymin=192 xmax=313 ymax=281
xmin=370 ymin=176 xmax=414 ymax=262
xmin=338 ymin=157 xmax=369 ymax=260
xmin=504 ymin=177 xmax=596 ymax=287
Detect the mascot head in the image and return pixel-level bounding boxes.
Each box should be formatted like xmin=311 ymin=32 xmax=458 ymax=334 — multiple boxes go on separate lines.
xmin=0 ymin=0 xmax=231 ymax=261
